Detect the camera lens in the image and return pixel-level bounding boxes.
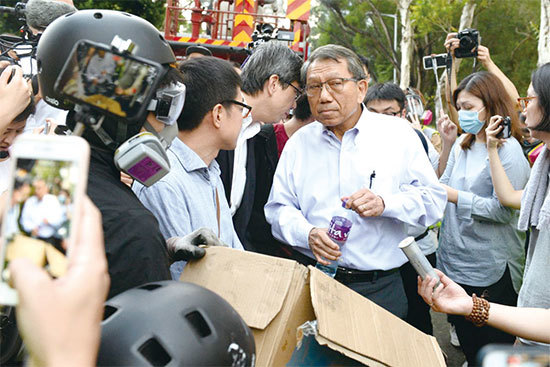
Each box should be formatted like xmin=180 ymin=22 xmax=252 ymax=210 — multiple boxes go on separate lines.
xmin=460 ymin=36 xmax=474 ymax=49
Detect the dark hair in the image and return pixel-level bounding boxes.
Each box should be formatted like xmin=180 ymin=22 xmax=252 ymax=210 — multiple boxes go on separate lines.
xmin=293 ymin=94 xmax=311 ymax=121
xmin=177 ymin=57 xmax=242 ymax=131
xmin=453 ymin=71 xmax=521 ymax=150
xmin=301 ymin=44 xmax=366 ymax=85
xmin=530 ymin=62 xmax=550 ymax=132
xmin=241 ymin=42 xmax=302 ymax=96
xmin=0 ymin=66 xmax=36 ymax=123
xmin=364 ymin=82 xmax=406 ymax=111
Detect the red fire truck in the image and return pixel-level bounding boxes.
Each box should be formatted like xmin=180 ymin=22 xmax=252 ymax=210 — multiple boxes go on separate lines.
xmin=163 ymin=0 xmax=311 ymax=62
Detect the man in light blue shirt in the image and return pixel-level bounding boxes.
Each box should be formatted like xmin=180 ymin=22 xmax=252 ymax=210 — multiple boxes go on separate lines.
xmin=265 ymin=45 xmax=447 ymax=318
xmin=133 ymin=57 xmax=246 ymax=279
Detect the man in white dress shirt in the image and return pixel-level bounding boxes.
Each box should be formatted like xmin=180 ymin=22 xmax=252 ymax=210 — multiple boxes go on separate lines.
xmin=20 ymin=179 xmax=64 ymax=248
xmin=265 ymin=45 xmax=447 ymax=318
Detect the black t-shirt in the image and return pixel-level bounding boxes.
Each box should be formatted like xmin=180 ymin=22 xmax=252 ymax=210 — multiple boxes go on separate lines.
xmin=87 ymin=148 xmax=171 ymax=299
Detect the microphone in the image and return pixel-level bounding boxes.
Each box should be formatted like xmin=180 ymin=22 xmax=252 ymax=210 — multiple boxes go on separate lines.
xmin=25 ymin=0 xmax=76 ymax=32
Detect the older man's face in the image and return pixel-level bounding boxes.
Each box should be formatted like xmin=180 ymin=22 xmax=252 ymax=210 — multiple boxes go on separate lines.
xmin=305 ymin=58 xmax=367 ymax=128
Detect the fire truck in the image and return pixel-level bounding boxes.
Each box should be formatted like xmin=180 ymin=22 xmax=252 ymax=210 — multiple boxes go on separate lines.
xmin=163 ymin=0 xmax=311 ymax=63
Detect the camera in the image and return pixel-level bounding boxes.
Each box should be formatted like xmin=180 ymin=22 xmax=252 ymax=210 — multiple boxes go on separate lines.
xmin=497 ymin=116 xmax=511 ymax=139
xmin=422 ymin=53 xmax=447 ymax=70
xmin=454 ymin=28 xmax=480 ymax=59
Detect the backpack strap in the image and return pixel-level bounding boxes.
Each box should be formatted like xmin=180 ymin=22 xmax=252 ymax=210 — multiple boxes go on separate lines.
xmin=414 ymin=128 xmax=429 ymax=156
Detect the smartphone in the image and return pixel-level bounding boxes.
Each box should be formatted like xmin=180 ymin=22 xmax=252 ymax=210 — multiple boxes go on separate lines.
xmin=423 ymin=54 xmax=447 ymax=70
xmin=0 ymin=134 xmax=90 ymax=305
xmin=478 ymin=344 xmax=550 ymax=367
xmin=54 ymin=40 xmax=163 ymax=122
xmin=497 ymin=116 xmax=512 ymax=139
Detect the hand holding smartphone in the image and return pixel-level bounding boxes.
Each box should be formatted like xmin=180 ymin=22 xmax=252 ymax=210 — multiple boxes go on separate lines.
xmin=0 ymin=134 xmax=90 ymax=305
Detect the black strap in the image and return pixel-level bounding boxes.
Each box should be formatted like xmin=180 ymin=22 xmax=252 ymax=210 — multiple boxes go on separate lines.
xmin=414 ymin=128 xmax=429 ymax=156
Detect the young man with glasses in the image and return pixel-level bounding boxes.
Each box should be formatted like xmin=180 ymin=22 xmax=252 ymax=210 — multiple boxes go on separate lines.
xmin=216 ymin=41 xmax=303 ymax=255
xmin=134 ymin=57 xmax=245 ymax=279
xmin=265 ymin=44 xmax=447 ymax=319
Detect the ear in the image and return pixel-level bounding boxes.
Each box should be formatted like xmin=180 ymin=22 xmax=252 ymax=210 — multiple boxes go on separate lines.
xmin=210 ymin=103 xmax=224 ymax=129
xmin=356 ymin=78 xmax=368 ymax=103
xmin=264 ymin=74 xmax=280 ymax=97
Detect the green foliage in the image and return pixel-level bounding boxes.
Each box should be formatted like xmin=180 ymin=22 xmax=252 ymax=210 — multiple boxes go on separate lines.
xmin=312 ymin=0 xmax=540 ymax=110
xmin=73 ymin=0 xmax=166 ymax=28
xmin=0 ymin=0 xmax=24 ymax=36
xmin=0 ymin=0 xmax=166 ymax=36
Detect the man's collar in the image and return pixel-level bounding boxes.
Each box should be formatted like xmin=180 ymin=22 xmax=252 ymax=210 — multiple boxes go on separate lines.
xmin=170 ymin=137 xmax=208 ymax=172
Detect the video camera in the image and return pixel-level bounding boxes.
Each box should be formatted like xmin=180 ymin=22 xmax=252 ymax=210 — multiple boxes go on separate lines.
xmin=0 ymin=1 xmax=40 ymax=80
xmin=248 ymin=23 xmax=295 ymax=51
xmin=454 ymin=28 xmax=480 ymax=59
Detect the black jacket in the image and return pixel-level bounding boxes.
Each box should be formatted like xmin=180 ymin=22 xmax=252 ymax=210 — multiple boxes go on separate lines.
xmin=87 ymin=148 xmax=171 ymax=299
xmin=217 ymin=124 xmax=292 ymax=258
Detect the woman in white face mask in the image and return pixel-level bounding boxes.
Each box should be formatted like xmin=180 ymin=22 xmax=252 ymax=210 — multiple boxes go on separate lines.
xmin=436 ymin=71 xmax=531 ymax=365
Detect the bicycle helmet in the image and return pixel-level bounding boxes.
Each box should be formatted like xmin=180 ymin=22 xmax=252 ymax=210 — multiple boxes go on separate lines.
xmin=97 ymin=281 xmax=256 ymax=366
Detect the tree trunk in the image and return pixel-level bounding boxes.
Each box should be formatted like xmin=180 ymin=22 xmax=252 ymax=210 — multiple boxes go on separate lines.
xmin=454 ymin=0 xmax=476 ymax=72
xmin=398 ymin=0 xmax=413 ymax=89
xmin=539 ymin=0 xmax=550 ymax=66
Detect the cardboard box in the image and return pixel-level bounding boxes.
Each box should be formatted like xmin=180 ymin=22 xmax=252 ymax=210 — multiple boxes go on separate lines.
xmin=181 ymin=247 xmax=446 ymax=367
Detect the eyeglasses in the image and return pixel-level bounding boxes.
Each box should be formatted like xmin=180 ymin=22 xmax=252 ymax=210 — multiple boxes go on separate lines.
xmin=305 ymin=77 xmax=360 ymax=97
xmin=223 ymin=100 xmax=252 ymax=119
xmin=284 ymin=81 xmax=303 ymax=101
xmin=517 ymin=96 xmax=537 ymax=110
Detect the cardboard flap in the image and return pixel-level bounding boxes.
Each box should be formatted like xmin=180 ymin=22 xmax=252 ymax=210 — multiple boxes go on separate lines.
xmin=181 ymin=247 xmax=302 ymax=329
xmin=309 ymin=266 xmax=446 ymax=367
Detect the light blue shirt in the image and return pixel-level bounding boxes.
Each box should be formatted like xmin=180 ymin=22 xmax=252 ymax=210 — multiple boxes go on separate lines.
xmin=265 ymin=107 xmax=447 ymax=271
xmin=438 ymin=137 xmax=530 ymax=290
xmin=133 ymin=137 xmax=243 ymax=279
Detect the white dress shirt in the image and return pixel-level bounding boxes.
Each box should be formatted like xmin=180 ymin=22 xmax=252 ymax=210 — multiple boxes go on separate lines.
xmin=20 ymin=194 xmax=64 ymax=238
xmin=24 ymin=99 xmax=68 ymax=134
xmin=265 ymin=107 xmax=447 ymax=271
xmin=229 ymin=114 xmax=261 ymax=215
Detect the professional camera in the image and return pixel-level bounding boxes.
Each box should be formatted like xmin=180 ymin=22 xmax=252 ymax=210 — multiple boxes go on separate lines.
xmin=248 ymin=23 xmax=295 ymax=50
xmin=454 ymin=28 xmax=480 ymax=59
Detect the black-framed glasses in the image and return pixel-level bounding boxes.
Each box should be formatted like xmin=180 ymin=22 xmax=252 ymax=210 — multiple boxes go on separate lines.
xmin=284 ymin=81 xmax=303 ymax=101
xmin=305 ymin=77 xmax=360 ymax=97
xmin=223 ymin=100 xmax=252 ymax=119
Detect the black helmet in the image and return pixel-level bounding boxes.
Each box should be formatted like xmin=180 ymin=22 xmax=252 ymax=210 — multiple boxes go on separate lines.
xmin=97 ymin=281 xmax=256 ymax=367
xmin=36 ymin=10 xmax=177 ymax=149
xmin=37 ymin=9 xmax=175 ymax=111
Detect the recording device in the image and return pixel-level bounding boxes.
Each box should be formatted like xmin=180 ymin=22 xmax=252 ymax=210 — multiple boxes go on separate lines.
xmin=399 ymin=237 xmax=441 ymax=289
xmin=422 ymin=53 xmax=447 ymax=70
xmin=0 ymin=134 xmax=90 ymax=306
xmin=25 ymin=0 xmax=76 ymax=32
xmin=455 ymin=28 xmax=480 ymax=59
xmin=0 ymin=0 xmax=75 ymax=78
xmin=55 ymin=40 xmax=163 ymax=123
xmin=477 ymin=344 xmax=550 ymax=367
xmin=497 ymin=116 xmax=512 ymax=139
xmin=248 ymin=23 xmax=296 ymax=50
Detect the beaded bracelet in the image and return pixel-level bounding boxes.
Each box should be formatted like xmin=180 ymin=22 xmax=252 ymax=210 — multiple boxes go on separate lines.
xmin=465 ymin=293 xmax=490 ymax=327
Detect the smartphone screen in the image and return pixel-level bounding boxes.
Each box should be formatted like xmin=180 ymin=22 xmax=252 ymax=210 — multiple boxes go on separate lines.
xmin=55 ymin=40 xmax=162 ymax=121
xmin=1 ymin=157 xmax=83 ymax=283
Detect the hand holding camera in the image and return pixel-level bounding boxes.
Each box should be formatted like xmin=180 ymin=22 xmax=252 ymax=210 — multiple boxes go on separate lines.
xmin=486 ymin=115 xmax=511 ymax=149
xmin=444 ymin=29 xmax=480 ymax=59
